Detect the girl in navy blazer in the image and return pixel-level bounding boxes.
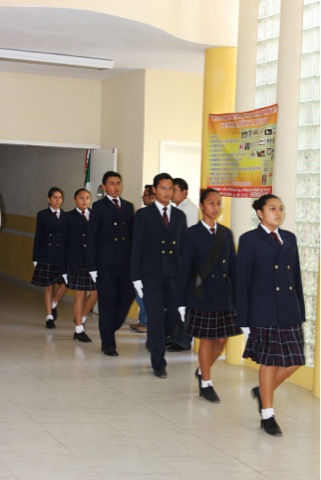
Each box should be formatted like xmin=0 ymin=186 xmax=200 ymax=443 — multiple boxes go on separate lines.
xmin=64 ymin=188 xmax=97 ymax=343
xmin=31 ymin=187 xmax=67 ymax=329
xmin=178 ymin=188 xmax=241 ymax=403
xmin=236 ymin=194 xmax=305 ymax=437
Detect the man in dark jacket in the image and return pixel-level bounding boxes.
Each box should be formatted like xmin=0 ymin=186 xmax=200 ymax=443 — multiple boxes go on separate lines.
xmin=86 ymin=171 xmax=135 ymax=356
xmin=131 ymin=173 xmax=187 ymax=378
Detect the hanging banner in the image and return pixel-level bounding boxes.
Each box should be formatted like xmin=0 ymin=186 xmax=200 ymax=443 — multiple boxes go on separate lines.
xmin=207 ymin=104 xmax=278 ymax=198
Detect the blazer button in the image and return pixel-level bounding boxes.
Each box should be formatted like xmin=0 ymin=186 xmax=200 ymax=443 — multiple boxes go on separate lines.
xmin=122 ymin=222 xmax=126 ymax=225
xmin=84 ymin=244 xmax=87 ymax=248
xmin=276 ymin=287 xmax=280 ymax=291
xmin=162 ymin=240 xmax=165 ymax=244
xmin=211 ymin=274 xmax=215 ymax=278
xmin=222 ymin=259 xmax=226 ymax=263
xmin=289 ymin=286 xmax=293 ymax=290
xmin=172 ymin=241 xmax=176 ymax=244
xmin=57 ymin=244 xmax=60 ymax=247
xmin=82 ymin=233 xmax=86 ymax=237
xmin=169 ymin=251 xmax=173 ymax=254
xmin=162 ymin=250 xmax=165 ymax=254
xmin=49 ymin=243 xmax=51 ymax=246
xmin=222 ymin=273 xmax=227 ymax=277
xmin=49 ymin=234 xmax=52 ymax=237
xmin=122 ymin=237 xmax=125 ymax=240
xmin=114 ymin=222 xmax=117 ymax=225
xmin=114 ymin=238 xmax=118 ymax=241
xmin=275 ymin=265 xmax=279 ymax=269
xmin=287 ymin=265 xmax=291 ymax=269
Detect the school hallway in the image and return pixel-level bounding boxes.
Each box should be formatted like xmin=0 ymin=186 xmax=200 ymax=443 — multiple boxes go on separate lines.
xmin=0 ymin=275 xmax=319 ymax=480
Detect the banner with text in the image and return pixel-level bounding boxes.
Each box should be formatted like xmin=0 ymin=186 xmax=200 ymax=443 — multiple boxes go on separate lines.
xmin=207 ymin=104 xmax=278 ymax=198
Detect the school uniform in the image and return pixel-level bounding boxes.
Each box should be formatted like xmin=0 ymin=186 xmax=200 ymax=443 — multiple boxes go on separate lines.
xmin=178 ymin=221 xmax=241 ymax=339
xmin=31 ymin=207 xmax=66 ymax=286
xmin=86 ymin=196 xmax=135 ymax=350
xmin=64 ymin=208 xmax=96 ymax=291
xmin=131 ymin=202 xmax=187 ymax=370
xmin=236 ymin=225 xmax=305 ymax=366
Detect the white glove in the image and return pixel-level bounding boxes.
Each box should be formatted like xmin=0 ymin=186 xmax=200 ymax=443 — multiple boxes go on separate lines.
xmin=33 ymin=261 xmax=37 ymax=267
xmin=133 ymin=280 xmax=144 ymax=298
xmin=89 ymin=271 xmax=98 ymax=283
xmin=178 ymin=306 xmax=186 ymax=322
xmin=62 ymin=274 xmax=68 ymax=284
xmin=241 ymin=327 xmax=250 ymax=340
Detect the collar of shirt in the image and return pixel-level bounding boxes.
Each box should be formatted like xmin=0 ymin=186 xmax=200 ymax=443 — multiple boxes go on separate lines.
xmin=201 ymin=220 xmax=217 ymax=234
xmin=76 ymin=207 xmax=89 ymax=218
xmin=106 ymin=194 xmax=121 ymax=207
xmin=260 ymin=224 xmax=283 ymax=244
xmin=50 ymin=207 xmax=60 ymax=218
xmin=155 ymin=200 xmax=171 ymax=221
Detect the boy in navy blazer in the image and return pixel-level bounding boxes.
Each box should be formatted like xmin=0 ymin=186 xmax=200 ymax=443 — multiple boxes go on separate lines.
xmin=86 ymin=171 xmax=135 ymax=356
xmin=131 ymin=173 xmax=187 ymax=378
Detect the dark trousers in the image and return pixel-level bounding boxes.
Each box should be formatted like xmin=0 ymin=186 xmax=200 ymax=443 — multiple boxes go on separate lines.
xmin=143 ymin=276 xmax=180 ymax=369
xmin=169 ymin=321 xmax=192 ymax=350
xmin=97 ymin=264 xmax=135 ymax=349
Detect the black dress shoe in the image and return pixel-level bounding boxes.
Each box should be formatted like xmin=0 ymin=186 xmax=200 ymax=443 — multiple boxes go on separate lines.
xmin=195 ymin=367 xmax=202 ymax=390
xmin=251 ymin=386 xmax=263 ymax=414
xmin=52 ymin=307 xmax=57 ymax=320
xmin=46 ymin=319 xmax=56 ymax=329
xmin=153 ymin=367 xmax=167 ymax=378
xmin=166 ymin=344 xmax=187 ymax=352
xmin=165 ymin=338 xmax=174 ymax=347
xmin=260 ymin=416 xmax=282 ymax=436
xmin=73 ymin=331 xmax=92 ymax=343
xmin=101 ymin=346 xmax=119 ymax=356
xmin=200 ymin=385 xmax=220 ymax=403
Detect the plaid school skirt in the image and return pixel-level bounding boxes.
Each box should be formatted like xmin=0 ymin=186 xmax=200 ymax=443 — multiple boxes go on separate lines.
xmin=31 ymin=263 xmax=63 ymax=287
xmin=243 ymin=325 xmax=305 ymax=367
xmin=67 ymin=267 xmax=96 ymax=291
xmin=186 ymin=308 xmax=242 ymax=339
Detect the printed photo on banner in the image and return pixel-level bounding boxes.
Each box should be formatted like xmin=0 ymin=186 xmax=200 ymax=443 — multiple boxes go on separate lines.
xmin=207 ymin=104 xmax=278 ymax=198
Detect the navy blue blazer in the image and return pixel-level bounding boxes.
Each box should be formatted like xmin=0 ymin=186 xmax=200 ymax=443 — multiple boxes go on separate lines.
xmin=178 ymin=222 xmax=236 ymax=311
xmin=33 ymin=208 xmax=65 ymax=266
xmin=131 ymin=203 xmax=187 ymax=280
xmin=86 ymin=196 xmax=134 ymax=271
xmin=236 ymin=225 xmax=305 ymax=328
xmin=64 ymin=208 xmax=91 ymax=270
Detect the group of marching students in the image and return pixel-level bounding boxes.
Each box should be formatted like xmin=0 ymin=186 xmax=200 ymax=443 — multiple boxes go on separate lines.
xmin=31 ymin=175 xmax=306 ymax=438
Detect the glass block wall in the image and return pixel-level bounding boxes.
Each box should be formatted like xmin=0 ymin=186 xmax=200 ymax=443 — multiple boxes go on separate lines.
xmin=295 ymin=0 xmax=320 ymax=366
xmin=254 ymin=0 xmax=320 ymax=366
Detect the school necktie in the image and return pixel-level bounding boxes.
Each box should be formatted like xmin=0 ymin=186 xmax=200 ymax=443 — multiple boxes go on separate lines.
xmin=54 ymin=211 xmax=58 ymax=219
xmin=163 ymin=206 xmax=169 ymax=228
xmin=270 ymin=231 xmax=281 ymax=244
xmin=82 ymin=211 xmax=88 ymax=221
xmin=210 ymin=227 xmax=215 ymax=235
xmin=113 ymin=199 xmax=120 ymax=210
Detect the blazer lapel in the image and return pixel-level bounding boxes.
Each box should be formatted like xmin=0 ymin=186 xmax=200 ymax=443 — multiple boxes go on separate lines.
xmin=149 ymin=203 xmax=167 ymax=231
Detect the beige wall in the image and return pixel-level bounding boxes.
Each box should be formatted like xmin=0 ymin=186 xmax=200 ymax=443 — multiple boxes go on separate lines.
xmin=100 ymin=70 xmax=204 ymax=210
xmin=143 ymin=70 xmax=203 ymax=191
xmin=100 ymin=71 xmax=146 ymax=208
xmin=0 ymin=72 xmax=101 ymax=147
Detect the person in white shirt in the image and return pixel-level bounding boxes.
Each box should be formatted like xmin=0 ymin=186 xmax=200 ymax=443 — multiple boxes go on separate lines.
xmin=172 ymin=178 xmax=199 ymax=228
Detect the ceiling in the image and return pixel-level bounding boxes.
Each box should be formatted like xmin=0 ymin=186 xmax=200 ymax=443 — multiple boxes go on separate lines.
xmin=0 ymin=6 xmax=218 ymax=80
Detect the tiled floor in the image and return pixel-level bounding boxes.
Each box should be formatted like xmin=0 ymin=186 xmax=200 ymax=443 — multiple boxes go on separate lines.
xmin=0 ymin=276 xmax=319 ymax=480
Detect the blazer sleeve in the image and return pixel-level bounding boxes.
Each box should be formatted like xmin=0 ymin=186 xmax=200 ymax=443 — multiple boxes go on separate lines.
xmin=130 ymin=209 xmax=146 ymax=281
xmin=177 ymin=229 xmax=196 ymax=306
xmin=292 ymin=234 xmax=306 ymax=322
xmin=32 ymin=211 xmax=45 ymax=262
xmin=235 ymin=233 xmax=254 ymax=327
